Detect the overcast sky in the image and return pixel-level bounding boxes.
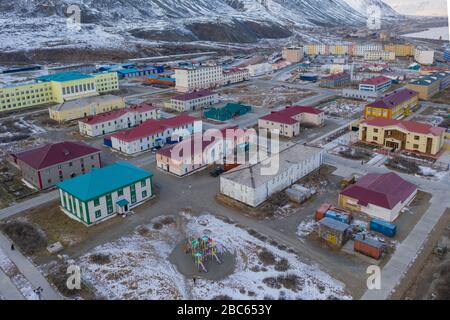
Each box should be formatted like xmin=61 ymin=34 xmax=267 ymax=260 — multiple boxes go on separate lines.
xmin=383 ymin=0 xmax=448 ymax=16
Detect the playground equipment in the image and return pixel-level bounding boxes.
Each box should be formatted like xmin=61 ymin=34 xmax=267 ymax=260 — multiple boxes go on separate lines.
xmin=185 ymin=232 xmax=222 ymax=273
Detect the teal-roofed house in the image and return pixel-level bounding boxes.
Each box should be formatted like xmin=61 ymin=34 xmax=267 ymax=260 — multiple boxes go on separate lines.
xmin=203 ymin=103 xmax=252 ymax=122
xmin=57 ymin=162 xmax=154 ymax=226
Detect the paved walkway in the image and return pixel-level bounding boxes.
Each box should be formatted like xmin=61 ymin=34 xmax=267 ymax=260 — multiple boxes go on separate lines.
xmin=362 ymin=194 xmax=450 ymax=300
xmin=0 ymin=190 xmax=59 ymax=221
xmin=0 ymin=269 xmax=24 ymax=300
xmin=0 ymin=232 xmax=62 ymax=300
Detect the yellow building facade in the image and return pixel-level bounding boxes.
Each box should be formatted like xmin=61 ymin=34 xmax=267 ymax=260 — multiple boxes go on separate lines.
xmin=364 ymin=88 xmax=419 ymax=119
xmin=359 ymin=118 xmax=446 ymax=156
xmin=0 ymin=71 xmax=119 ymax=112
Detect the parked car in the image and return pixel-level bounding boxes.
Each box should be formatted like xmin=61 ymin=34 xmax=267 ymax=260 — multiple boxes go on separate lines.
xmin=210 ymin=167 xmax=225 ymax=177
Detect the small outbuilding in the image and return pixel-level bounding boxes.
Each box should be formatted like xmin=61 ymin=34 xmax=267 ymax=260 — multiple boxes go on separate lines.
xmin=318 ymin=217 xmax=350 ymax=247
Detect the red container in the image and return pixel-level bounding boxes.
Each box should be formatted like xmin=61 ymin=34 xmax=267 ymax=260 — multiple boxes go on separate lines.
xmin=223 ymin=163 xmax=240 ymax=172
xmin=315 ymin=203 xmax=332 ymax=221
xmin=354 ymin=238 xmax=383 ymax=260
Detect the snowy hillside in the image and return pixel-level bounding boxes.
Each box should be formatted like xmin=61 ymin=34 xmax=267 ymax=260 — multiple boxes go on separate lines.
xmin=0 ymin=0 xmax=398 ymax=52
xmin=343 ymin=0 xmax=399 ymax=17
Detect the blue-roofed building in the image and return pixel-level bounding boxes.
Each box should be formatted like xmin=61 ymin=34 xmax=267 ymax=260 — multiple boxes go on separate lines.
xmin=57 ymin=162 xmax=154 ymax=225
xmin=444 ymin=47 xmax=450 ymax=62
xmin=35 ymin=72 xmax=94 ymax=83
xmin=117 ymin=66 xmax=164 ymax=79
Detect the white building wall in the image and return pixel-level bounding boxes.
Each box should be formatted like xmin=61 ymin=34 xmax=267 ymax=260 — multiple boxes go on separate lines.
xmin=246 ymin=63 xmax=273 ymax=77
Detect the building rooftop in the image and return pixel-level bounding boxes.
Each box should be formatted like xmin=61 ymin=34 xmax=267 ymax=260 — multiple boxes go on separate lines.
xmin=13 ymin=141 xmax=100 ymax=170
xmin=221 ymin=144 xmax=323 ymax=189
xmin=319 ymin=217 xmax=350 ymax=232
xmin=361 ymin=76 xmax=392 ymax=86
xmin=111 ymin=114 xmax=199 ymax=142
xmin=362 ymin=117 xmax=445 ymax=136
xmin=57 ymin=162 xmax=153 ymax=202
xmin=79 ymin=103 xmax=157 ymax=125
xmin=260 ymin=106 xmax=324 ymax=125
xmin=340 ymin=172 xmax=417 ymax=210
xmin=366 ymin=87 xmax=418 ymax=110
xmin=50 ymin=94 xmax=120 ymax=112
xmin=172 ymin=89 xmax=216 ymax=102
xmin=36 ymin=71 xmax=94 ymax=83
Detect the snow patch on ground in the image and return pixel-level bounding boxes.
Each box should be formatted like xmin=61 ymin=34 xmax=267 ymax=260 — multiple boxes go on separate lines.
xmin=78 ymin=213 xmax=351 ymax=300
xmin=296 ymin=218 xmax=317 ymax=239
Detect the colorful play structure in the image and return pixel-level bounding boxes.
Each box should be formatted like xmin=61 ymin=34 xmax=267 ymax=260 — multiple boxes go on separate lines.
xmin=185 ymin=233 xmax=222 ymax=273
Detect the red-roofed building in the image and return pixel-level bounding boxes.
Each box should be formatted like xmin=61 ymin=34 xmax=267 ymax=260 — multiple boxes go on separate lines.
xmin=156 ymin=127 xmax=250 ymax=177
xmin=364 ymin=87 xmax=419 ymax=119
xmin=78 ymin=103 xmax=160 ymax=137
xmin=258 ymin=106 xmax=325 ymax=138
xmin=223 ymin=67 xmax=250 ymax=85
xmin=359 ymin=117 xmax=446 ymax=156
xmin=110 ymin=115 xmax=202 ymax=155
xmin=359 ymin=76 xmax=392 ymax=92
xmin=169 ymin=89 xmax=219 ymax=112
xmin=339 ymin=172 xmax=417 ymax=222
xmin=10 ymin=141 xmax=101 ymax=190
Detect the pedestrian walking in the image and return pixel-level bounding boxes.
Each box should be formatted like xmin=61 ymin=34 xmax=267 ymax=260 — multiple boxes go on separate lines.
xmin=10 ymin=243 xmax=14 ymax=251
xmin=193 ymin=277 xmax=197 ymax=285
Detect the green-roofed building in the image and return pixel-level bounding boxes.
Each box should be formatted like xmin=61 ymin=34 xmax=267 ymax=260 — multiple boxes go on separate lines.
xmin=36 ymin=72 xmax=94 ymax=83
xmin=204 ymin=103 xmax=251 ymax=122
xmin=57 ymin=162 xmax=154 ymax=226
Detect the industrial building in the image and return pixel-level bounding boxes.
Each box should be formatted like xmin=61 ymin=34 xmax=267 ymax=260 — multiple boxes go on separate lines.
xmin=359 ymin=117 xmax=446 ymax=156
xmin=319 ymin=73 xmax=351 ymax=88
xmin=78 ymin=103 xmax=160 ymax=137
xmin=57 ymin=162 xmax=153 ymax=226
xmin=339 ymin=172 xmax=417 ymax=222
xmin=0 ymin=71 xmax=119 ymax=112
xmin=169 ymin=90 xmax=219 ymax=112
xmin=258 ymin=106 xmax=325 ymax=138
xmin=364 ymin=87 xmax=419 ymax=119
xmin=10 ymin=141 xmax=101 ymax=190
xmin=117 ymin=66 xmax=164 ymax=79
xmin=220 ymin=144 xmax=323 ymax=207
xmin=359 ymin=76 xmax=392 ymax=92
xmin=110 ymin=115 xmax=202 ymax=155
xmin=49 ymin=95 xmax=125 ymax=122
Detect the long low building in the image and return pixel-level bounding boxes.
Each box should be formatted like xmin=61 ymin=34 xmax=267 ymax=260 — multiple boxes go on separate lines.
xmin=78 ymin=103 xmax=159 ymax=137
xmin=359 ymin=76 xmax=392 ymax=92
xmin=319 ymin=73 xmax=351 ymax=88
xmin=220 ymin=144 xmax=323 ymax=207
xmin=110 ymin=115 xmax=202 ymax=155
xmin=339 ymin=172 xmax=417 ymax=222
xmin=406 ymin=71 xmax=450 ymax=100
xmin=364 ymin=87 xmax=419 ymax=119
xmin=169 ymin=90 xmax=219 ymax=112
xmin=258 ymin=106 xmax=325 ymax=138
xmin=359 ymin=117 xmax=446 ymax=156
xmin=57 ymin=162 xmax=153 ymax=226
xmin=49 ymin=95 xmax=125 ymax=122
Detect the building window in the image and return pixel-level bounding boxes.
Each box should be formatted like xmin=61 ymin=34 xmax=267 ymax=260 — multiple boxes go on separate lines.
xmin=95 ymin=210 xmax=102 ymax=219
xmin=118 ymin=189 xmax=124 ymax=197
xmin=94 ymin=198 xmax=100 ymax=206
xmin=414 ymin=136 xmax=420 ymax=140
xmin=142 ymin=190 xmax=147 ymax=198
xmin=413 ymin=144 xmax=419 ymax=149
xmin=141 ymin=180 xmax=147 ymax=187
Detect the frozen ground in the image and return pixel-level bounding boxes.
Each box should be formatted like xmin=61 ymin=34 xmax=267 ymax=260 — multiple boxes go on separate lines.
xmin=78 ymin=213 xmax=351 ymax=300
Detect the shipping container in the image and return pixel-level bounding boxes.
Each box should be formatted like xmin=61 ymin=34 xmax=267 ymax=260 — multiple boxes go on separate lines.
xmin=354 ymin=235 xmax=384 ymax=260
xmin=223 ymin=163 xmax=240 ymax=172
xmin=325 ymin=210 xmax=351 ymax=224
xmin=370 ymin=219 xmax=397 ymax=237
xmin=315 ymin=203 xmax=332 ymax=221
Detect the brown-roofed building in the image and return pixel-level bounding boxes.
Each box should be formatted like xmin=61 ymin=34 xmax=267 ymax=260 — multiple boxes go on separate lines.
xmin=339 ymin=172 xmax=417 ymax=222
xmin=169 ymin=89 xmax=219 ymax=112
xmin=10 ymin=141 xmax=101 ymax=190
xmin=364 ymin=87 xmax=419 ymax=119
xmin=258 ymin=106 xmax=325 ymax=138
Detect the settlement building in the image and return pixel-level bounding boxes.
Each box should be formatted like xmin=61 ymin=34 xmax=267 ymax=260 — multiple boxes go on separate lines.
xmin=414 ymin=48 xmax=435 ymax=65
xmin=339 ymin=172 xmax=417 ymax=222
xmin=169 ymin=90 xmax=219 ymax=112
xmin=282 ymin=47 xmax=304 ymax=63
xmin=220 ymin=144 xmax=323 ymax=207
xmin=175 ymin=65 xmax=224 ymax=92
xmin=364 ymin=87 xmax=419 ymax=119
xmin=110 ymin=115 xmax=202 ymax=155
xmin=11 ymin=141 xmax=101 ymax=190
xmin=57 ymin=162 xmax=153 ymax=226
xmin=222 ymin=68 xmax=250 ymax=85
xmin=364 ymin=51 xmax=396 ymax=61
xmin=359 ymin=117 xmax=446 ymax=156
xmin=245 ymin=63 xmax=273 ymax=77
xmin=49 ymin=95 xmax=125 ymax=122
xmin=319 ymin=73 xmax=351 ymax=88
xmin=78 ymin=103 xmax=160 ymax=137
xmin=406 ymin=71 xmax=450 ymax=100
xmin=384 ymin=44 xmax=415 ymax=57
xmin=0 ymin=71 xmax=119 ymax=112
xmin=258 ymin=106 xmax=325 ymax=138
xmin=359 ymin=76 xmax=392 ymax=92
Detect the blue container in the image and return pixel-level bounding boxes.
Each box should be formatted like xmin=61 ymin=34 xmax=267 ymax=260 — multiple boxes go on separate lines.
xmin=370 ymin=219 xmax=397 ymax=237
xmin=325 ymin=210 xmax=350 ymax=224
xmin=103 ymin=137 xmax=112 ymax=147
